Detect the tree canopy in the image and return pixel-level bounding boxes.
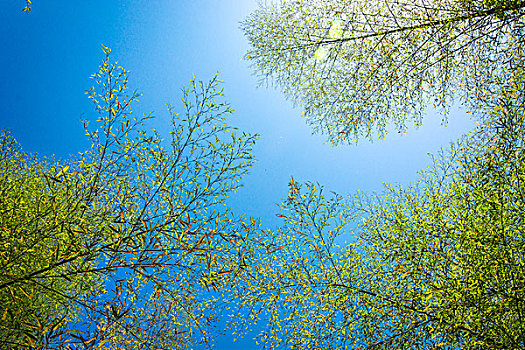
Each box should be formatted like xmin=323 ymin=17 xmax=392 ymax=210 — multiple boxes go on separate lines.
xmin=0 ymin=47 xmax=258 ymax=349
xmin=227 ymin=71 xmax=525 ymax=349
xmin=6 ymin=1 xmax=525 ymax=349
xmin=241 ymin=0 xmax=525 ymax=144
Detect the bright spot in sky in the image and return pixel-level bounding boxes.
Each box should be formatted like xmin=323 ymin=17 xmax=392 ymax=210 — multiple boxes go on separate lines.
xmin=314 ymin=46 xmax=327 ymax=61
xmin=329 ymin=18 xmax=343 ymax=39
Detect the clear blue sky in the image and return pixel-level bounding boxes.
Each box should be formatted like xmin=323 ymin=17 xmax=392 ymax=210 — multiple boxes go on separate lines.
xmin=1 ymin=1 xmax=475 ymax=348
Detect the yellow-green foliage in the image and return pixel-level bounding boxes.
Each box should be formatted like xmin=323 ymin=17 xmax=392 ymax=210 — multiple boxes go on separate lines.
xmin=0 ymin=48 xmax=258 ymax=349
xmin=229 ymin=76 xmax=525 ymax=349
xmin=242 ymin=0 xmax=525 ymax=144
xmin=0 ymin=132 xmax=104 ymax=348
xmin=483 ymin=0 xmax=523 ymax=18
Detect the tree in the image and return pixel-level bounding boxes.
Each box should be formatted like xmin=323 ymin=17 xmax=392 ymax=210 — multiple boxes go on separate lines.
xmin=229 ymin=73 xmax=525 ymax=349
xmin=241 ymin=0 xmax=525 ymax=144
xmin=22 ymin=0 xmax=32 ymax=12
xmin=0 ymin=47 xmax=258 ymax=349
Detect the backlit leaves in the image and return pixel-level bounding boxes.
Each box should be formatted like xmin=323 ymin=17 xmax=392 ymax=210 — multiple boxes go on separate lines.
xmin=242 ymin=0 xmax=525 ymax=144
xmin=229 ymin=74 xmax=525 ymax=349
xmin=0 ymin=49 xmax=258 ymax=349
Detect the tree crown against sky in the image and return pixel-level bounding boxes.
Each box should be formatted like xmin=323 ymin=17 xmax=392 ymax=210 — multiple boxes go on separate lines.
xmin=227 ymin=71 xmax=525 ymax=349
xmin=242 ymin=0 xmax=525 ymax=144
xmin=0 ymin=48 xmax=259 ymax=350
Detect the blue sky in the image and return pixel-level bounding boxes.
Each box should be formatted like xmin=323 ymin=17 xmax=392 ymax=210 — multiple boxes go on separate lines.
xmin=1 ymin=1 xmax=475 ymax=348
